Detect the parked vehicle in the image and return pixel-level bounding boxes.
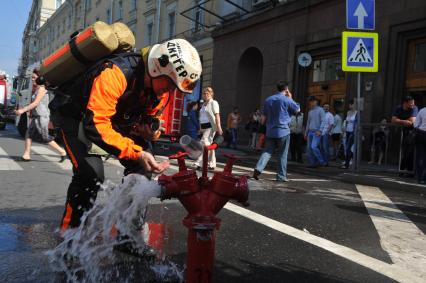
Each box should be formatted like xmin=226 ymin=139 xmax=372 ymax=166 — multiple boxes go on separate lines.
xmin=0 ymin=112 xmax=6 ymax=130
xmin=0 ymin=74 xmax=7 ymax=107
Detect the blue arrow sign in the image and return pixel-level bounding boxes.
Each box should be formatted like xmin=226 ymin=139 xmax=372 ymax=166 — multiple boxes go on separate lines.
xmin=347 ymin=0 xmax=375 ymax=30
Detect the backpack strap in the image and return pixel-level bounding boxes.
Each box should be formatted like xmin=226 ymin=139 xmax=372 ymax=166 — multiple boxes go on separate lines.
xmin=109 ymin=53 xmax=145 ymax=119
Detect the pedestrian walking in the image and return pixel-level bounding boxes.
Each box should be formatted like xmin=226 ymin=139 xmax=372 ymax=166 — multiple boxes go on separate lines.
xmin=185 ymin=101 xmax=200 ymax=140
xmin=304 ymin=96 xmax=326 ymax=168
xmin=391 ymin=95 xmax=418 ymax=176
xmin=14 ymin=68 xmax=67 ymax=162
xmin=256 ymin=124 xmax=266 ymax=152
xmin=193 ymin=87 xmax=224 ymax=170
xmin=414 ymin=106 xmax=426 ymax=184
xmin=226 ymin=107 xmax=242 ymax=149
xmin=253 ymin=82 xmax=300 ymax=182
xmin=331 ymin=111 xmax=343 ymax=160
xmin=247 ymin=109 xmax=261 ymax=149
xmin=289 ymin=112 xmax=304 ymax=163
xmin=320 ymin=103 xmax=334 ymax=166
xmin=341 ymin=100 xmax=358 ymax=169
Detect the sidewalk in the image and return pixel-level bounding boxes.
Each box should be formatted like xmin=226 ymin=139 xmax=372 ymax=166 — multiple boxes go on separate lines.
xmin=158 ymin=141 xmax=425 ymax=193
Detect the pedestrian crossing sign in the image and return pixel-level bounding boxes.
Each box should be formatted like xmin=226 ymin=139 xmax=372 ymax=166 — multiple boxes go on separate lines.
xmin=342 ymin=31 xmax=378 ymax=72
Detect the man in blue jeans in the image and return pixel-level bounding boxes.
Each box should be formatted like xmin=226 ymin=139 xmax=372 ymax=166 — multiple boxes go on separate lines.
xmin=304 ymin=96 xmax=326 ymax=168
xmin=253 ymin=82 xmax=300 ymax=182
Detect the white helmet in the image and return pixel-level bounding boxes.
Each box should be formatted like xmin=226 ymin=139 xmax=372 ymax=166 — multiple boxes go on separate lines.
xmin=147 ymin=39 xmax=202 ymax=93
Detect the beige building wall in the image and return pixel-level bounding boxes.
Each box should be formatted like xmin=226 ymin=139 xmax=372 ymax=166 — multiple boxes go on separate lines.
xmin=26 ymin=0 xmax=252 ymax=88
xmin=19 ymin=0 xmax=58 ymax=76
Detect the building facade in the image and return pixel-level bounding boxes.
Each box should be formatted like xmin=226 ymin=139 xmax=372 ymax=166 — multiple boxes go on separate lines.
xmin=20 ymin=0 xmax=253 ymax=95
xmin=18 ymin=0 xmax=58 ymax=77
xmin=211 ymin=0 xmax=426 ymax=124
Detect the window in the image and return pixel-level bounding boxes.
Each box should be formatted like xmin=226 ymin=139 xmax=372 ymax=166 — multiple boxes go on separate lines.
xmin=312 ymin=57 xmax=344 ymax=82
xmin=106 ymin=9 xmax=111 ymax=24
xmin=62 ymin=19 xmax=66 ymax=32
xmin=192 ymin=1 xmax=204 ymax=32
xmin=68 ymin=12 xmax=72 ymax=28
xmin=167 ymin=11 xmax=176 ymax=39
xmin=146 ymin=22 xmax=154 ymax=45
xmin=414 ymin=42 xmax=426 ymax=72
xmin=129 ymin=23 xmax=136 ymax=35
xmin=22 ymin=78 xmax=30 ymax=91
xmin=131 ymin=0 xmax=137 ymax=11
xmin=86 ymin=0 xmax=92 ymax=10
xmin=56 ymin=0 xmax=62 ymax=9
xmin=114 ymin=0 xmax=123 ymax=21
xmin=193 ymin=7 xmax=204 ymax=32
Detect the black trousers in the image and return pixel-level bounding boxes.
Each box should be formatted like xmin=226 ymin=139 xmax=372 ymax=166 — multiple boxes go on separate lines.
xmin=345 ymin=132 xmax=355 ymax=168
xmin=290 ymin=133 xmax=303 ymax=162
xmin=59 ymin=116 xmax=149 ymax=232
xmin=400 ymin=130 xmax=415 ymax=172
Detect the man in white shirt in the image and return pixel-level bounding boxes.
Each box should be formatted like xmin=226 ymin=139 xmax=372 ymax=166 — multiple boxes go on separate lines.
xmin=320 ymin=103 xmax=334 ymax=166
xmin=414 ymin=106 xmax=426 ymax=184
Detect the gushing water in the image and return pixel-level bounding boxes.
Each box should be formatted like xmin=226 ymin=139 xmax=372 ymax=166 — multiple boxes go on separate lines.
xmin=47 ymin=174 xmax=183 ymax=282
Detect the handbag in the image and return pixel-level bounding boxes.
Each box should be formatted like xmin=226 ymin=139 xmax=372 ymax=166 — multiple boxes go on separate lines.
xmin=201 ymin=122 xmax=212 ymax=129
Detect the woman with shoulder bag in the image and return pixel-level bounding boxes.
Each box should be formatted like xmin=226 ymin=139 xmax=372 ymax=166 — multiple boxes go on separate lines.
xmin=193 ymin=87 xmax=223 ymax=170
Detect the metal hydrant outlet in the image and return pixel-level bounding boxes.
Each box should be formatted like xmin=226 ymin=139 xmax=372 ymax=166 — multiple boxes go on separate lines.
xmin=158 ymin=145 xmax=249 ymax=283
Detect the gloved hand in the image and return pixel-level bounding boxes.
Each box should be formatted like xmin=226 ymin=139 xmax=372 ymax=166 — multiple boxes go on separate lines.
xmin=139 ymin=151 xmax=169 ymax=174
xmin=133 ymin=119 xmax=165 ymax=142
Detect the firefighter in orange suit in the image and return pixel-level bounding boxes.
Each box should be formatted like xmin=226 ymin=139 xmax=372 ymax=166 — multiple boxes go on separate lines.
xmin=56 ymin=39 xmax=202 ymax=234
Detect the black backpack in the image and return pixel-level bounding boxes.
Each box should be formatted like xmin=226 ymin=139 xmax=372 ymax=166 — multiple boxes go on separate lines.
xmin=49 ymin=52 xmax=143 ymax=121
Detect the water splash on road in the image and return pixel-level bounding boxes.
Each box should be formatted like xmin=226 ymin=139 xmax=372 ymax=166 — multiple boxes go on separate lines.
xmin=47 ymin=174 xmax=183 ymax=282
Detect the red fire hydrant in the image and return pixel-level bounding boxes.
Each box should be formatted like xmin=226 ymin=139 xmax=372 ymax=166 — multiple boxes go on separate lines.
xmin=158 ymin=142 xmax=249 ymax=283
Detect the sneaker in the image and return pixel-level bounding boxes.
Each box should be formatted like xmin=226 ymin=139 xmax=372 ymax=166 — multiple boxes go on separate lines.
xmin=340 ymin=165 xmax=349 ymax=169
xmin=276 ymin=178 xmax=289 ymax=182
xmin=252 ymin=169 xmax=261 ymax=180
xmin=208 ymin=167 xmax=215 ymax=171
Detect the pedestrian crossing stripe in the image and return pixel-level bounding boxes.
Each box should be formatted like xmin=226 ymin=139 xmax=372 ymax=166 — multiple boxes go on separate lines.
xmin=342 ymin=31 xmax=378 ymax=72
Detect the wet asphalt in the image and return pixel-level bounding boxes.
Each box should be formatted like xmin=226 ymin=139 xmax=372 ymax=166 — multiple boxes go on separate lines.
xmin=0 ymin=124 xmax=425 ymax=282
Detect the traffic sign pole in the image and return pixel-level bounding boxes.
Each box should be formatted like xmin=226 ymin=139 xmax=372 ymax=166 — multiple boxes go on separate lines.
xmin=344 ymin=0 xmax=377 ymax=171
xmin=354 ymin=72 xmax=362 ymax=172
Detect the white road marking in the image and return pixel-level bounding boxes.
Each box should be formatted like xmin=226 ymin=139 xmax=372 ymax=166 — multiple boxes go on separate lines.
xmin=290 ymin=178 xmax=329 ymax=182
xmin=224 ymin=202 xmax=422 ymax=283
xmin=345 ymin=173 xmax=425 ymax=188
xmin=356 ymin=184 xmax=426 ymax=280
xmin=31 ymin=146 xmax=72 ymax=170
xmin=0 ymin=146 xmax=23 ymax=170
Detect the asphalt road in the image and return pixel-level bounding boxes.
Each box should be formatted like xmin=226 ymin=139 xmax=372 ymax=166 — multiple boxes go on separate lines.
xmin=0 ymin=124 xmax=425 ymax=283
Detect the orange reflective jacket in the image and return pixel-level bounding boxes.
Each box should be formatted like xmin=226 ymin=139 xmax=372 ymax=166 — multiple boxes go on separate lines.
xmin=83 ymin=64 xmax=168 ymax=161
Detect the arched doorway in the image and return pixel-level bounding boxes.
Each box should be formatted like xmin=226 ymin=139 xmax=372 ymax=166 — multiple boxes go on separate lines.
xmin=236 ymin=47 xmax=264 ymax=121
